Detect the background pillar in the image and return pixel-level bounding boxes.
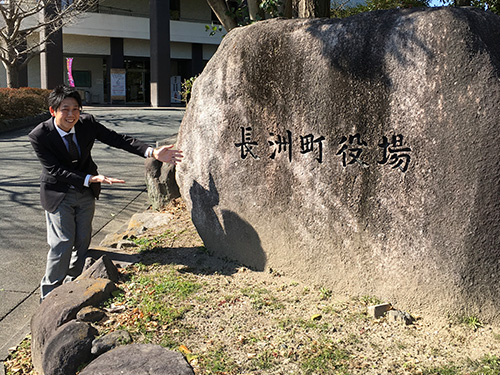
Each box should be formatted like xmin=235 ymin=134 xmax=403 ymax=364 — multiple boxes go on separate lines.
xmin=40 ymin=4 xmax=63 ymax=89
xmin=150 ymin=0 xmax=171 ymax=107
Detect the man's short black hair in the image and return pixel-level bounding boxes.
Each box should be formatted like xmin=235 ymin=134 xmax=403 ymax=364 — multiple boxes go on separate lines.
xmin=48 ymin=85 xmax=83 ymax=111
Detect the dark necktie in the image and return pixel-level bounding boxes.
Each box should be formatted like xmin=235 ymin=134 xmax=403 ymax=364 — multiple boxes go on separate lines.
xmin=64 ymin=134 xmax=80 ymax=164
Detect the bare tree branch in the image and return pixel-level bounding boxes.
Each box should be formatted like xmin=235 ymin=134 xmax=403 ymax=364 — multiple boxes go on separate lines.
xmin=206 ymin=0 xmax=238 ymax=32
xmin=1 ymin=0 xmax=98 ymax=87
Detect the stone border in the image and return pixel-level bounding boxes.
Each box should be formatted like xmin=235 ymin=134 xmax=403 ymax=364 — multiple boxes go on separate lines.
xmin=30 ymin=255 xmax=194 ymax=375
xmin=0 ymin=112 xmax=50 ymax=134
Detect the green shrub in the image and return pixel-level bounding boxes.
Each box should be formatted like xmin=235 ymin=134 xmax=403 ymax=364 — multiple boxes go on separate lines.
xmin=0 ymin=88 xmax=50 ymax=120
xmin=181 ymin=76 xmax=198 ymax=104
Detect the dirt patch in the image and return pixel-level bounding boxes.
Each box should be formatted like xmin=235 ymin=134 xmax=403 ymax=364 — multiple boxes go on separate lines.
xmin=5 ymin=198 xmax=500 ymax=374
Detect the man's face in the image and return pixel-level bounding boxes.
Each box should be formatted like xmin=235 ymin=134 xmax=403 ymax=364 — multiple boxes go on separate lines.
xmin=50 ymin=97 xmax=81 ymax=132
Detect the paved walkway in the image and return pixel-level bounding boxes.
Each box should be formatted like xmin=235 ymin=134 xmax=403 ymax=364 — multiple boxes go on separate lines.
xmin=0 ymin=107 xmax=184 ymax=370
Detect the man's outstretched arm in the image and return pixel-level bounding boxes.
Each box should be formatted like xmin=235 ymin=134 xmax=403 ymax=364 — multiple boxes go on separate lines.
xmin=88 ymin=145 xmax=183 ymax=185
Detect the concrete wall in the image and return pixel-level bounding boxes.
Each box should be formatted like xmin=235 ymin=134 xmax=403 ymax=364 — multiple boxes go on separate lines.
xmin=124 ymin=39 xmax=149 ymax=58
xmin=64 ymin=13 xmax=150 ymax=40
xmin=64 ymin=35 xmax=110 ymax=56
xmin=171 ymin=42 xmax=192 ymax=60
xmin=65 ymin=14 xmax=224 ymax=45
xmin=99 ymin=0 xmax=150 ymax=16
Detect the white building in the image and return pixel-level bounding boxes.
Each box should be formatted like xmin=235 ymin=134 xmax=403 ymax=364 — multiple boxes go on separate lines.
xmin=0 ymin=0 xmax=224 ymax=105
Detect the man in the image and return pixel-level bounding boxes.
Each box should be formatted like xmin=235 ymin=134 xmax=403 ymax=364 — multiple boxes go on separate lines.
xmin=29 ymin=85 xmax=183 ymax=300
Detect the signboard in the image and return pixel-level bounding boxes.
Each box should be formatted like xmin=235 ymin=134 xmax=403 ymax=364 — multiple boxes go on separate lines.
xmin=111 ymin=69 xmax=126 ymax=102
xmin=171 ymin=75 xmax=182 ymax=104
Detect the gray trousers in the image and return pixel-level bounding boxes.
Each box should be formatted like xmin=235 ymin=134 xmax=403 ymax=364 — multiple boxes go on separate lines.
xmin=41 ymin=188 xmax=95 ymax=299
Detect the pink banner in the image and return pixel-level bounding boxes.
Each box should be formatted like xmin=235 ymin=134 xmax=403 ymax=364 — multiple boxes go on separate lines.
xmin=66 ymin=58 xmax=75 ymax=87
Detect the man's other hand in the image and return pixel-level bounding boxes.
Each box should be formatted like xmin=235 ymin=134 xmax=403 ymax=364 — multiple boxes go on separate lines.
xmin=89 ymin=175 xmax=126 ymax=185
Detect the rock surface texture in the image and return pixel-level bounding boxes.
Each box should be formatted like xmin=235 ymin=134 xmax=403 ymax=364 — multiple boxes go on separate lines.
xmin=145 ymin=158 xmax=180 ymax=211
xmin=42 ymin=320 xmax=97 ymax=375
xmin=79 ymin=344 xmax=194 ymax=375
xmin=176 ymin=8 xmax=500 ymax=320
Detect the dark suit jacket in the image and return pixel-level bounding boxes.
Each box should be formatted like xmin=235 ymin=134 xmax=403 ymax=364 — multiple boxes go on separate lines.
xmin=29 ymin=113 xmax=150 ymax=213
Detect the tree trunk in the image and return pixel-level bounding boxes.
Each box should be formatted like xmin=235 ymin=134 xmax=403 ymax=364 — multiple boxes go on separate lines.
xmin=247 ymin=0 xmax=260 ymax=21
xmin=3 ymin=62 xmax=20 ymax=88
xmin=314 ymin=0 xmax=330 ymax=17
xmin=293 ymin=0 xmax=330 ymax=18
xmin=283 ymin=0 xmax=293 ymax=18
xmin=206 ymin=0 xmax=238 ymax=32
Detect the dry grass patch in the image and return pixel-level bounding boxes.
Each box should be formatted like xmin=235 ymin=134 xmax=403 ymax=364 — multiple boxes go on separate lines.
xmin=5 ymin=199 xmax=500 ymax=374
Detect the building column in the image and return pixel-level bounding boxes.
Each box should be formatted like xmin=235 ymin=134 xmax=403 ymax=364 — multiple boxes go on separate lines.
xmin=110 ymin=38 xmax=125 ymax=69
xmin=39 ymin=4 xmax=63 ymax=89
xmin=150 ymin=0 xmax=171 ymax=107
xmin=109 ymin=38 xmax=125 ymax=104
xmin=191 ymin=43 xmax=204 ymax=77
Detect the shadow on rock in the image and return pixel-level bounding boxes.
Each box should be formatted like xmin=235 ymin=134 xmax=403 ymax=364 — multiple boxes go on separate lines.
xmin=189 ymin=174 xmax=267 ymax=272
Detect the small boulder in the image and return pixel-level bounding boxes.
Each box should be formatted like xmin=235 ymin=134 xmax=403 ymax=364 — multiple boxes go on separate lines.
xmin=78 ymin=255 xmax=119 ymax=282
xmin=367 ymin=303 xmax=392 ymax=319
xmin=145 ymin=158 xmax=180 ymax=211
xmin=42 ymin=320 xmax=97 ymax=375
xmin=79 ymin=344 xmax=194 ymax=375
xmin=91 ymin=330 xmax=132 ymax=356
xmin=77 ymin=306 xmax=106 ymax=323
xmin=387 ymin=310 xmax=415 ymax=325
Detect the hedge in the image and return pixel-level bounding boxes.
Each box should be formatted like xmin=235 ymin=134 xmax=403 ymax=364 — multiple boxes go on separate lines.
xmin=0 ymin=88 xmax=51 ymax=120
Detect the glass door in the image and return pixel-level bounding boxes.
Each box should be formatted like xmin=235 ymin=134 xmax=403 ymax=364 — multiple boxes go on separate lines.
xmin=126 ymin=71 xmax=145 ymax=103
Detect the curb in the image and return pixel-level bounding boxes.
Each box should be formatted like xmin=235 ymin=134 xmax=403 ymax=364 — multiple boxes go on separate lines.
xmin=0 ymin=112 xmax=51 ymax=134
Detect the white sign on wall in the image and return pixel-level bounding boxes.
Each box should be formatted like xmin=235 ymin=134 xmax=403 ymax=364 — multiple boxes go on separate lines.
xmin=111 ymin=69 xmax=126 ymax=101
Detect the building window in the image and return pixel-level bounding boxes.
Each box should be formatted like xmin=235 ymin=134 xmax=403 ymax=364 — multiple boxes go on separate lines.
xmin=73 ymin=71 xmax=92 ymax=87
xmin=170 ymin=0 xmax=180 ymax=20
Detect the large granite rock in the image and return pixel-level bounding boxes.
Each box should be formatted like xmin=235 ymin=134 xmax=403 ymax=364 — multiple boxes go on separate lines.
xmin=176 ymin=8 xmax=500 ymax=320
xmin=79 ymin=344 xmax=194 ymax=375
